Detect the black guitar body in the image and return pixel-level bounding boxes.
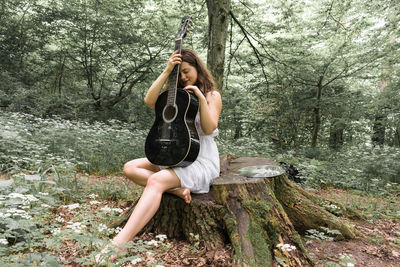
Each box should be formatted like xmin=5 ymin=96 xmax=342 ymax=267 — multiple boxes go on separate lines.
xmin=145 ymin=88 xmax=200 ymax=167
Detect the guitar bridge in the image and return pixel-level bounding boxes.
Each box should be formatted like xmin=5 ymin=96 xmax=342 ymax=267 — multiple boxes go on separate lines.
xmin=156 ymin=139 xmax=178 ymax=147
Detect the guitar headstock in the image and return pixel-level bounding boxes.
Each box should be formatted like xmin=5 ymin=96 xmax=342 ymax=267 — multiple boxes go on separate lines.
xmin=176 ymin=16 xmax=193 ymax=40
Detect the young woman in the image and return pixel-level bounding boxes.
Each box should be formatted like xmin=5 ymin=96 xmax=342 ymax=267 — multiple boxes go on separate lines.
xmin=99 ymin=49 xmax=222 ymax=261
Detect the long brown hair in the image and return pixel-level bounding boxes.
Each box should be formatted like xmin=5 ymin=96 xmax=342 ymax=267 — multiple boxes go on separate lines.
xmin=177 ymin=49 xmax=218 ymax=96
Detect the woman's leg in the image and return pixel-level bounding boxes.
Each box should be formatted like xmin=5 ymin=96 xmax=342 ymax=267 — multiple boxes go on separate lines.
xmin=123 ymin=158 xmax=192 ymax=203
xmin=112 ymin=169 xmax=181 ymax=245
xmin=123 ymin=158 xmax=160 ymax=187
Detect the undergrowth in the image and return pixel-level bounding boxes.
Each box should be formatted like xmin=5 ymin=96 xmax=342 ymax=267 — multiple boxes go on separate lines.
xmin=1 ymin=111 xmax=399 ymax=265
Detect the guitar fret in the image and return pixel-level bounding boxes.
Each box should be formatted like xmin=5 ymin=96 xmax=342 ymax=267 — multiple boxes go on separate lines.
xmin=167 ymin=38 xmax=182 ymax=106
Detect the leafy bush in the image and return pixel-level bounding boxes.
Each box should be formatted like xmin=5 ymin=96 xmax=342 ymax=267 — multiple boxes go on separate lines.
xmin=274 ymin=145 xmax=400 ymax=195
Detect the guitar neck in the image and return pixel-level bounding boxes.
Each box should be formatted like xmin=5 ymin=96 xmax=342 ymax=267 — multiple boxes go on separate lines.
xmin=167 ymin=38 xmax=182 ymax=106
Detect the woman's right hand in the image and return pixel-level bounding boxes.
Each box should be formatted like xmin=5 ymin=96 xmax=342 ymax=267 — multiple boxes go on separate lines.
xmin=165 ymin=51 xmax=182 ymax=73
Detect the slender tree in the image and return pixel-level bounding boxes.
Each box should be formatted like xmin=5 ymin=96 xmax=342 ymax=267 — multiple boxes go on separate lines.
xmin=206 ymin=0 xmax=230 ymax=90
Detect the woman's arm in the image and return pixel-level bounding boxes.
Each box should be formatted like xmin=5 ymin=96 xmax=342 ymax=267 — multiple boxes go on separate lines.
xmin=184 ymin=86 xmax=222 ymax=135
xmin=144 ymin=70 xmax=170 ymax=109
xmin=144 ymin=51 xmax=182 ymax=109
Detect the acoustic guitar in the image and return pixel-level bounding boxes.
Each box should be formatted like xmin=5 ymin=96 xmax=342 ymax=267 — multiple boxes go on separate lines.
xmin=145 ymin=16 xmax=200 ymax=167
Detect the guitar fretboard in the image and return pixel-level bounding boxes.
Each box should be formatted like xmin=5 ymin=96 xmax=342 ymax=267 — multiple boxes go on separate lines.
xmin=167 ymin=38 xmax=182 ymax=106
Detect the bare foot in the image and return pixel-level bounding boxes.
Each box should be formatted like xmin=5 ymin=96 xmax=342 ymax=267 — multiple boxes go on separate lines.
xmin=168 ymin=187 xmax=192 ymax=203
xmin=182 ymin=188 xmax=192 ymax=203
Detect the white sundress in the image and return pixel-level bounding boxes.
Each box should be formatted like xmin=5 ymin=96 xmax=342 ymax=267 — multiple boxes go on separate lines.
xmin=170 ymin=113 xmax=220 ymax=193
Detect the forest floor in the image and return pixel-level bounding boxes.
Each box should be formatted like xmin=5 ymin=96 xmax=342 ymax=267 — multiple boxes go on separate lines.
xmin=58 ymin=176 xmax=400 ymax=266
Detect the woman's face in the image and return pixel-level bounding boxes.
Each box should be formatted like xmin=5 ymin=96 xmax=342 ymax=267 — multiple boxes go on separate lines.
xmin=180 ymin=62 xmax=198 ymax=87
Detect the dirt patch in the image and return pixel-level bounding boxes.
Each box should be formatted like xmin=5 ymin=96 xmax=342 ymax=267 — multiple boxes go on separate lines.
xmin=304 ymin=218 xmax=400 ymax=266
xmin=303 ymin=188 xmax=400 ymax=266
xmin=129 ymin=233 xmax=232 ymax=267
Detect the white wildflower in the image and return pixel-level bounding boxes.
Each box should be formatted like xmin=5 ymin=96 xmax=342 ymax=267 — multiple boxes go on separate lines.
xmin=115 ymin=227 xmax=122 ymax=233
xmin=51 ymin=228 xmax=61 ymax=235
xmin=156 ymin=234 xmax=167 ymax=242
xmin=5 ymin=208 xmax=31 ymax=219
xmin=112 ymin=208 xmax=123 ymax=213
xmin=100 ymin=206 xmax=123 ymax=214
xmin=55 ymin=217 xmax=65 ymax=223
xmin=130 ymin=257 xmax=143 ymax=264
xmin=8 ymin=193 xmax=25 ymax=199
xmin=0 ymin=239 xmax=8 ymax=245
xmin=90 ymin=200 xmax=101 ymax=205
xmin=97 ymin=224 xmax=108 ymax=233
xmin=347 ymin=263 xmax=354 ymax=267
xmin=0 ymin=212 xmax=11 ymax=218
xmin=65 ymin=203 xmax=80 ymax=210
xmin=277 ymin=243 xmax=296 ymax=252
xmin=66 ymin=221 xmax=86 ymax=234
xmin=25 ymin=195 xmax=38 ymax=202
xmin=39 ymin=192 xmax=49 ymax=196
xmin=41 ymin=204 xmax=51 ymax=208
xmin=89 ymin=193 xmax=98 ymax=199
xmin=100 ymin=206 xmax=112 ymax=212
xmin=146 ymin=240 xmax=158 ymax=246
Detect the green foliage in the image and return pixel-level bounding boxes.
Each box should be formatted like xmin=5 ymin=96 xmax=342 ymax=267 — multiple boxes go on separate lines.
xmin=324 ymin=253 xmax=356 ymax=267
xmin=305 ymin=228 xmax=340 ymax=242
xmin=0 ymin=111 xmax=146 ymax=174
xmin=1 ymin=0 xmax=400 ymax=150
xmin=0 ymin=164 xmax=154 ymax=266
xmin=0 ymin=0 xmax=208 ymax=121
xmin=275 ymin=144 xmax=400 ymax=195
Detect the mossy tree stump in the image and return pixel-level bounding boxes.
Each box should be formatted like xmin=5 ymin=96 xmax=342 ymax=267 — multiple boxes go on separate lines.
xmin=113 ymin=156 xmax=357 ymax=266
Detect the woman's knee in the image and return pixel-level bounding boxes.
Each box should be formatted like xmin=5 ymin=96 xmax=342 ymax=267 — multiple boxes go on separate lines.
xmin=146 ymin=170 xmax=180 ymax=192
xmin=122 ymin=160 xmax=139 ymax=177
xmin=146 ymin=174 xmax=163 ymax=190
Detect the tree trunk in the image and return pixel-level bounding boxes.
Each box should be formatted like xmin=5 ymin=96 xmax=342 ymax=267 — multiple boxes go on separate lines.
xmin=206 ymin=0 xmax=230 ymax=90
xmin=372 ymin=114 xmax=385 ymax=146
xmin=329 ymin=119 xmax=345 ymax=150
xmin=112 ymin=156 xmax=357 ymax=267
xmin=395 ymin=125 xmax=400 ymax=147
xmin=372 ymin=64 xmax=390 ymax=146
xmin=311 ymin=77 xmax=323 ymax=147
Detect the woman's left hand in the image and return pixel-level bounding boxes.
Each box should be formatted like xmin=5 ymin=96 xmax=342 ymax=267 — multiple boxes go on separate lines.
xmin=184 ymin=85 xmax=206 ymax=101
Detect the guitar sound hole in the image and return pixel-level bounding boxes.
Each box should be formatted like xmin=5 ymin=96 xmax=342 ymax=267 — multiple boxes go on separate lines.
xmin=163 ymin=105 xmax=178 ymax=122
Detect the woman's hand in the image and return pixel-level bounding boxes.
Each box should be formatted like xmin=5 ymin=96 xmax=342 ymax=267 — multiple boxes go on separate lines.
xmin=165 ymin=51 xmax=182 ymax=73
xmin=183 ymin=85 xmax=206 ymax=102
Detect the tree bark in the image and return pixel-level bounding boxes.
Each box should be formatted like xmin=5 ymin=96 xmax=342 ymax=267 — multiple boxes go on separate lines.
xmin=329 ymin=119 xmax=345 ymax=150
xmin=395 ymin=125 xmax=400 ymax=147
xmin=206 ymin=0 xmax=230 ymax=90
xmin=372 ymin=114 xmax=386 ymax=146
xmin=112 ymin=155 xmax=357 ymax=266
xmin=311 ymin=76 xmax=323 ymax=147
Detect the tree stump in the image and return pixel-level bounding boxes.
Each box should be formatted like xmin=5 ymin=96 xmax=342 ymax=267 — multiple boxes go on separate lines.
xmin=112 ymin=155 xmax=357 ymax=266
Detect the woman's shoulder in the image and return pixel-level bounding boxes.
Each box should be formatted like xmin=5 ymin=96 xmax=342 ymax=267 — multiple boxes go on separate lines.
xmin=205 ymin=90 xmax=222 ymax=109
xmin=206 ymin=89 xmax=221 ymax=99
